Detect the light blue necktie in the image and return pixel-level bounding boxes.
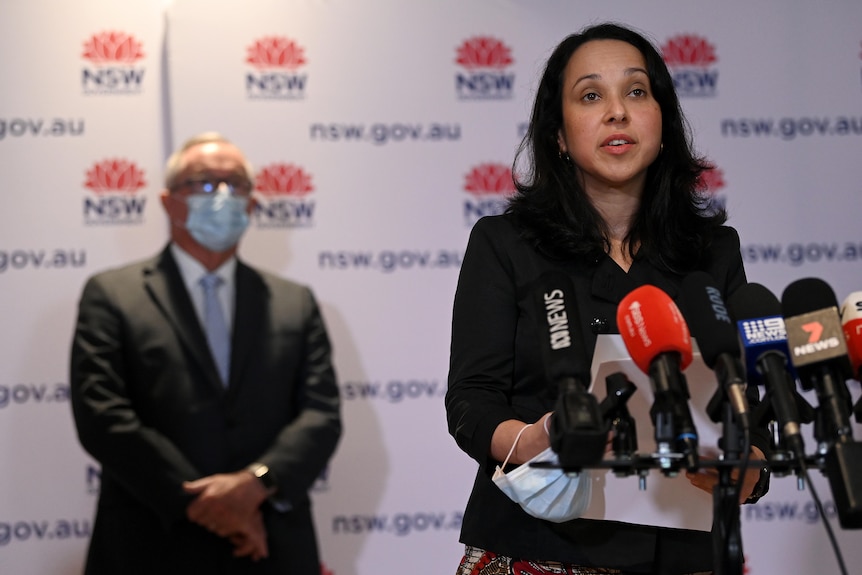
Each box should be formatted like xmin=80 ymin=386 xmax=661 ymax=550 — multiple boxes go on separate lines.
xmin=200 ymin=273 xmax=230 ymax=386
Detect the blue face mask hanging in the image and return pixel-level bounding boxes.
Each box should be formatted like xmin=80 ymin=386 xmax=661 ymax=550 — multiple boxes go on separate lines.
xmin=185 ymin=192 xmax=249 ymax=252
xmin=492 ymin=423 xmax=592 ymax=523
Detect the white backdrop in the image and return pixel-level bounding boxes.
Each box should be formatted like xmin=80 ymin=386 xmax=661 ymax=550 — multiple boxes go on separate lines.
xmin=2 ymin=1 xmax=862 ymax=574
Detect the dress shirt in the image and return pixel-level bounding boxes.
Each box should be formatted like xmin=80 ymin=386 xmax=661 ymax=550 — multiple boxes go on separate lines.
xmin=170 ymin=243 xmax=237 ymax=333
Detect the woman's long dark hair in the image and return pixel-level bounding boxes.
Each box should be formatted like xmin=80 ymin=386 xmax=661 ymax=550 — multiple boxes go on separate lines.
xmin=507 ymin=22 xmax=725 ymax=272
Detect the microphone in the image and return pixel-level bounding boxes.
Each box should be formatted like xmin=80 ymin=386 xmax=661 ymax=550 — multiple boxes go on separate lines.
xmin=599 ymin=372 xmax=639 ymax=459
xmin=617 ymin=284 xmax=699 ymax=471
xmin=681 ymin=271 xmax=750 ymax=432
xmin=785 ymin=279 xmax=862 ymax=530
xmin=781 ymin=278 xmax=854 ymax=445
xmin=839 ymin=291 xmax=862 ymax=382
xmin=839 ymin=292 xmax=862 ymax=422
xmin=534 ymin=270 xmax=608 ymax=469
xmin=728 ymin=283 xmax=807 ymax=459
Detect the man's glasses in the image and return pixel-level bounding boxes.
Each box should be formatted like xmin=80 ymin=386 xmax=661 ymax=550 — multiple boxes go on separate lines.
xmin=172 ymin=176 xmax=253 ymax=197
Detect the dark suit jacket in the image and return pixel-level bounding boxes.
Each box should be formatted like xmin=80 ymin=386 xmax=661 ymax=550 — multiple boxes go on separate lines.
xmin=446 ymin=214 xmax=771 ymax=574
xmin=70 ymin=246 xmax=341 ymax=575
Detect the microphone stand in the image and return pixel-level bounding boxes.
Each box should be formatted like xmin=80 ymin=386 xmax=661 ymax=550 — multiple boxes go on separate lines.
xmin=704 ymin=391 xmax=746 ymax=575
xmin=536 ymin=372 xmax=756 ymax=575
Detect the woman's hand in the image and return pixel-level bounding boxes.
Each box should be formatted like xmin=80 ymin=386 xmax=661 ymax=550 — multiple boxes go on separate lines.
xmin=490 ymin=413 xmax=555 ymax=465
xmin=685 ymin=446 xmax=766 ymax=503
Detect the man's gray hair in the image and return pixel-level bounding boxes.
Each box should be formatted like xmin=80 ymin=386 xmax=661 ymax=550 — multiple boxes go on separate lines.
xmin=163 ymin=132 xmax=255 ymax=189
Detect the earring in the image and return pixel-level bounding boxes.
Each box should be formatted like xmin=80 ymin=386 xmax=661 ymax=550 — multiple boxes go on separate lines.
xmin=558 ymin=150 xmax=572 ymax=164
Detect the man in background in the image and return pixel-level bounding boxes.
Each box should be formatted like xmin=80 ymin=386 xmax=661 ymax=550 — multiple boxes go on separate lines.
xmin=70 ymin=132 xmax=341 ymax=574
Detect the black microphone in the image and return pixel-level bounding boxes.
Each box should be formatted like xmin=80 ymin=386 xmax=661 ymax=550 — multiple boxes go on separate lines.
xmin=728 ymin=283 xmax=807 ymax=459
xmin=681 ymin=271 xmax=750 ymax=432
xmin=599 ymin=372 xmax=639 ymax=459
xmin=534 ymin=270 xmax=608 ymax=469
xmin=784 ymin=278 xmax=862 ymax=530
xmin=781 ymin=278 xmax=855 ymax=445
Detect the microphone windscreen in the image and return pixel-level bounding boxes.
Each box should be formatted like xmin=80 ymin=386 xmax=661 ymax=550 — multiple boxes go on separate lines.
xmin=681 ymin=271 xmax=739 ymax=368
xmin=617 ymin=284 xmax=692 ymax=374
xmin=728 ymin=283 xmax=794 ymax=386
xmin=781 ymin=277 xmax=850 ymax=374
xmin=840 ymin=292 xmax=862 ymax=322
xmin=781 ymin=277 xmax=839 ymax=316
xmin=840 ymin=292 xmax=862 ymax=376
xmin=728 ymin=282 xmax=781 ymax=320
xmin=534 ymin=270 xmax=590 ymax=383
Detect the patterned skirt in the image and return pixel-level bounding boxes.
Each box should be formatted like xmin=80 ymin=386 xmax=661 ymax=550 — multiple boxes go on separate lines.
xmin=455 ymin=546 xmax=712 ymax=575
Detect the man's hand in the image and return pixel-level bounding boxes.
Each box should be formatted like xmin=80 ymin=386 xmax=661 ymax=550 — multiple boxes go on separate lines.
xmin=229 ymin=510 xmax=269 ymax=561
xmin=685 ymin=446 xmax=767 ymax=504
xmin=183 ymin=470 xmax=270 ymax=537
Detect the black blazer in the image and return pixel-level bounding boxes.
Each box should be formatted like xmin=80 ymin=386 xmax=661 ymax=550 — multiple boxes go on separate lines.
xmin=70 ymin=246 xmax=341 ymax=575
xmin=446 ymin=215 xmax=769 ymax=573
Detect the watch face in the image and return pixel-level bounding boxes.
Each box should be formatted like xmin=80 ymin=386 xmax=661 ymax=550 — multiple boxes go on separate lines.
xmin=253 ymin=464 xmax=276 ymax=490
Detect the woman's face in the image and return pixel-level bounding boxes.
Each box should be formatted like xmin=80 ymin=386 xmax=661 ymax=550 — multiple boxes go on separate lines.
xmin=557 ymin=39 xmax=663 ymax=197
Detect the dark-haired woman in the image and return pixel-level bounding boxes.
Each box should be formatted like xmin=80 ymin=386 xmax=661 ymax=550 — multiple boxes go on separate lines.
xmin=446 ymin=22 xmax=772 ymax=575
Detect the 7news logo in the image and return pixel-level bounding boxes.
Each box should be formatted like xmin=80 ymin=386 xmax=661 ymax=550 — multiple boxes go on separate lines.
xmin=81 ymin=31 xmax=146 ymax=94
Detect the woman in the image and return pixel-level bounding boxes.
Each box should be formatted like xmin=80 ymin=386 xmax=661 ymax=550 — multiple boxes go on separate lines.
xmin=445 ymin=23 xmax=772 ymax=575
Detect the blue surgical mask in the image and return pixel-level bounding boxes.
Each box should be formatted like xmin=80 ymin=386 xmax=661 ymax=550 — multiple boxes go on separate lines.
xmin=185 ymin=191 xmax=249 ymax=252
xmin=492 ymin=423 xmax=592 ymax=523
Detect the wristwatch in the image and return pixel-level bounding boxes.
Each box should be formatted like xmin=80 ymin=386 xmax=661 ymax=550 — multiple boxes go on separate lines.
xmin=246 ymin=463 xmax=278 ymax=494
xmin=745 ymin=464 xmax=771 ymax=503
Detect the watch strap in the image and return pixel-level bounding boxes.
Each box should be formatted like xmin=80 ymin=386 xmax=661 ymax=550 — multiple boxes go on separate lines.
xmin=246 ymin=463 xmax=277 ymax=494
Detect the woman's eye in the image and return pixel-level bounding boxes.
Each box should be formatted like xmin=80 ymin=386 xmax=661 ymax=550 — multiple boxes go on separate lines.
xmin=583 ymin=92 xmax=599 ymax=101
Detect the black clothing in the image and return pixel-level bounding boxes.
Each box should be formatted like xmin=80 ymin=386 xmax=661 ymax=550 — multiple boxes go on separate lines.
xmin=446 ymin=214 xmax=769 ymax=574
xmin=71 ymin=247 xmax=342 ymax=575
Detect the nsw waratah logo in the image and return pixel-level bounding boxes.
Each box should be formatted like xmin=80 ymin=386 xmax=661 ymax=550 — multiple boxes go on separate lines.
xmin=245 ymin=36 xmax=308 ymax=100
xmin=252 ymin=163 xmax=316 ymax=228
xmin=455 ymin=36 xmax=515 ymax=100
xmin=696 ymin=164 xmax=727 ymax=214
xmin=82 ymin=159 xmax=148 ymax=225
xmin=81 ymin=31 xmax=146 ymax=94
xmin=86 ymin=464 xmax=101 ymax=495
xmin=462 ymin=163 xmax=514 ymax=225
xmin=661 ymin=34 xmax=718 ymax=97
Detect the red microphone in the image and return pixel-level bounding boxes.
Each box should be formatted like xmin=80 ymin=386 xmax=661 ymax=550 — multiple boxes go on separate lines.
xmin=618 ymin=285 xmax=693 ymax=373
xmin=839 ymin=291 xmax=862 ymax=379
xmin=617 ymin=284 xmax=699 ymax=471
